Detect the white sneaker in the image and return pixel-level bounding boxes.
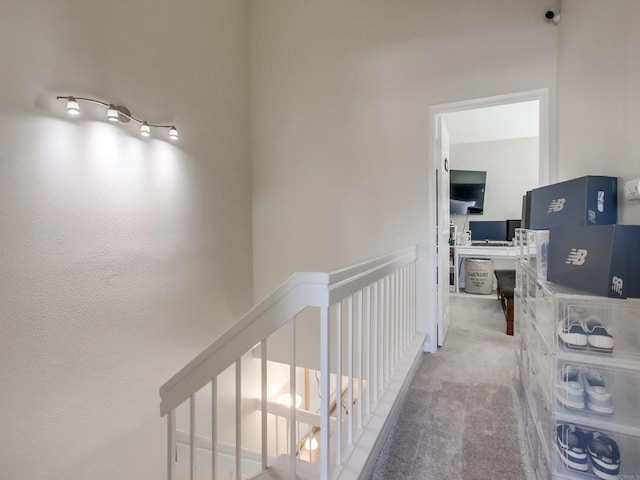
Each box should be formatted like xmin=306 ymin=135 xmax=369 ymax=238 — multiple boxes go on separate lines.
xmin=556 ymin=365 xmax=585 ymax=410
xmin=558 ymin=315 xmax=588 ymax=349
xmin=583 ymin=370 xmax=614 ymax=415
xmin=584 ymin=316 xmax=614 ymax=353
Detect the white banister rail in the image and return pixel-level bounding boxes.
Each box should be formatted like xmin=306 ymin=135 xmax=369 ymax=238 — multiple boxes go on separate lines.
xmin=160 ymin=246 xmax=422 ymax=480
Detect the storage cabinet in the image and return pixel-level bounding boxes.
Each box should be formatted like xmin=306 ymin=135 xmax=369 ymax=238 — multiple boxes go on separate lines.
xmin=514 ymin=229 xmax=640 ymax=480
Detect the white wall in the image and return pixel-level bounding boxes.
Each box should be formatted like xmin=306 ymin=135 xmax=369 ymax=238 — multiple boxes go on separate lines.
xmin=450 ymin=137 xmax=539 ymax=232
xmin=250 ymin=0 xmax=558 ymax=303
xmin=557 ymin=0 xmax=640 ymax=224
xmin=0 ymin=2 xmax=252 ymax=479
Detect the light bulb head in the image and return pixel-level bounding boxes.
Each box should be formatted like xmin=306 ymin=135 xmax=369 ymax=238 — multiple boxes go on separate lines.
xmin=107 ymin=105 xmax=119 ymax=122
xmin=169 ymin=125 xmax=178 ymax=141
xmin=66 ymin=97 xmax=80 ymax=115
xmin=303 ymin=435 xmax=319 ymax=452
xmin=140 ymin=122 xmax=151 ymax=137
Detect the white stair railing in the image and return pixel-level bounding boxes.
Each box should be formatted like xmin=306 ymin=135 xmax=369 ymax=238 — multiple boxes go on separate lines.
xmin=159 ymin=246 xmax=422 ymax=480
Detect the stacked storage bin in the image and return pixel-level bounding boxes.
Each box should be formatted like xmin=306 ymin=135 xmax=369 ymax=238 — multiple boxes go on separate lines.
xmin=514 ymin=228 xmax=640 ymax=480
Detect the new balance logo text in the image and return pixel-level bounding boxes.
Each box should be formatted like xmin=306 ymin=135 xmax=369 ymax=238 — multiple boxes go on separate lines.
xmin=565 ymin=249 xmax=588 ymax=265
xmin=612 ymin=276 xmax=624 ymax=295
xmin=547 ymin=198 xmax=566 ymax=213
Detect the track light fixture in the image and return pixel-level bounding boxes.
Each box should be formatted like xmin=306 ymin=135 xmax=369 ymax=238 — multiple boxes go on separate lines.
xmin=106 ymin=104 xmax=119 ymax=122
xmin=57 ymin=95 xmax=179 ymax=140
xmin=66 ymin=97 xmax=80 ymax=115
xmin=139 ymin=121 xmax=151 ymax=137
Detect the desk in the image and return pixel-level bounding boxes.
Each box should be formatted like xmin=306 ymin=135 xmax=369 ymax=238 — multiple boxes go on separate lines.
xmin=454 ymin=245 xmax=518 ymax=292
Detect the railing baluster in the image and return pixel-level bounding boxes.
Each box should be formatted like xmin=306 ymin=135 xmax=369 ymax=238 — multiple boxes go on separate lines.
xmin=385 ymin=275 xmax=390 ymax=384
xmin=168 ymin=409 xmax=175 ymax=480
xmin=378 ymin=278 xmax=383 ymax=394
xmin=190 ymin=394 xmax=196 ymax=480
xmin=235 ymin=359 xmax=242 ymax=480
xmin=380 ymin=277 xmax=385 ymax=393
xmin=373 ymin=281 xmax=378 ymax=403
xmin=407 ymin=266 xmax=410 ymax=343
xmin=212 ymin=378 xmax=217 ymax=480
xmin=393 ymin=271 xmax=398 ymax=366
xmin=290 ymin=318 xmax=297 ymax=476
xmin=405 ymin=266 xmax=409 ymax=345
xmin=413 ymin=262 xmax=417 ymax=334
xmin=366 ymin=285 xmax=371 ymax=416
xmin=408 ymin=264 xmax=412 ymax=340
xmin=402 ymin=267 xmax=406 ymax=351
xmin=261 ymin=340 xmax=267 ymax=471
xmin=347 ymin=295 xmax=354 ymax=445
xmin=411 ymin=264 xmax=415 ymax=335
xmin=357 ymin=289 xmax=363 ymax=429
xmin=398 ymin=270 xmax=402 ymax=358
xmin=399 ymin=268 xmax=404 ymax=354
xmin=336 ymin=301 xmax=343 ymax=465
xmin=320 ymin=306 xmax=331 ymax=480
xmin=408 ymin=263 xmax=413 ymax=336
xmin=387 ymin=273 xmax=395 ymax=372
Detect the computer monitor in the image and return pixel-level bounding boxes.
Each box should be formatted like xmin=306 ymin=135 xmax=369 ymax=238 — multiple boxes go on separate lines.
xmin=506 ymin=219 xmax=522 ymax=242
xmin=469 ymin=220 xmax=508 ymax=242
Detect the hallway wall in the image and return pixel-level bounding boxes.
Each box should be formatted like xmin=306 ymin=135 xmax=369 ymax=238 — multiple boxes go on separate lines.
xmin=557 ymin=0 xmax=640 ymax=224
xmin=450 ymin=136 xmax=539 ymax=231
xmin=0 ymin=1 xmax=253 ymax=479
xmin=249 ymin=0 xmax=558 ymax=329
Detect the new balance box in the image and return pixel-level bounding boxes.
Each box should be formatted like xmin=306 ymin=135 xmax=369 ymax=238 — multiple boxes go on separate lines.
xmin=521 ymin=190 xmax=532 ymax=229
xmin=547 ymin=225 xmax=640 ymax=299
xmin=530 ymin=176 xmax=617 ymax=230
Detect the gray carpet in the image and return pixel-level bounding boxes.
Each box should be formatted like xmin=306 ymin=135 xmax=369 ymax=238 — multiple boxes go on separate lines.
xmin=370 ymin=294 xmax=535 ymax=480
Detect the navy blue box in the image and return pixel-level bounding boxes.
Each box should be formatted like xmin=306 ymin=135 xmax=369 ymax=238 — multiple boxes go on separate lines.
xmin=530 ymin=176 xmax=617 ymax=230
xmin=521 ymin=191 xmax=532 ymax=229
xmin=547 ymin=225 xmax=640 ymax=298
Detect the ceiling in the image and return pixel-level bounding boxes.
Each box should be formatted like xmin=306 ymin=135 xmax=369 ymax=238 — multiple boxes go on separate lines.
xmin=442 ymin=100 xmax=539 ymax=145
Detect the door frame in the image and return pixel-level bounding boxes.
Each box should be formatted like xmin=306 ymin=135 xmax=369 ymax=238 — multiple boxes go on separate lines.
xmin=424 ymin=89 xmax=554 ymax=352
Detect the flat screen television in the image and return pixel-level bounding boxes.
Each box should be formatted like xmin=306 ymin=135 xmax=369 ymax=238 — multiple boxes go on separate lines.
xmin=449 ymin=169 xmax=487 ymax=215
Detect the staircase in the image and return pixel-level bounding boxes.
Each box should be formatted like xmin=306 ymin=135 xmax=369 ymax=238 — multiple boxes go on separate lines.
xmin=159 ymin=246 xmax=425 ymax=479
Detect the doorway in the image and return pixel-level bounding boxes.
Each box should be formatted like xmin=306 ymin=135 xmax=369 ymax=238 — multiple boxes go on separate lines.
xmin=426 ymin=90 xmax=553 ymax=351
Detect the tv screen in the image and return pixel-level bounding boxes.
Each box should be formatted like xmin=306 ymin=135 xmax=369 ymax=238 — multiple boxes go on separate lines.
xmin=449 ymin=169 xmax=487 ymax=215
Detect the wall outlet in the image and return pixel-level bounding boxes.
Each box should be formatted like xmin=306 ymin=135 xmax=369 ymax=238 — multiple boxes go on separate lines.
xmin=624 ymin=178 xmax=640 ymax=200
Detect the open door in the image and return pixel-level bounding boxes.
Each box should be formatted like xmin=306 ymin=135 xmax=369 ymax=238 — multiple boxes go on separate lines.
xmin=436 ymin=117 xmax=451 ymax=346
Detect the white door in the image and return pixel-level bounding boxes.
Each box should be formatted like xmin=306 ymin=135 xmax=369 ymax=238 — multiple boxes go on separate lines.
xmin=436 ymin=117 xmax=451 ymax=346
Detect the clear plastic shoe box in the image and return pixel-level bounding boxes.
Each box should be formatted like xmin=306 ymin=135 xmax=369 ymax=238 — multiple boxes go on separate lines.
xmin=545 ymin=419 xmax=640 ymax=480
xmin=516 ymin=228 xmax=530 ymax=268
xmin=516 ymin=228 xmax=550 ymax=280
xmin=527 ymin=229 xmax=550 ymax=280
xmin=551 ymin=361 xmax=640 ymax=434
xmin=515 ymin=245 xmax=640 ymax=479
xmin=535 ymin=281 xmax=640 ymax=365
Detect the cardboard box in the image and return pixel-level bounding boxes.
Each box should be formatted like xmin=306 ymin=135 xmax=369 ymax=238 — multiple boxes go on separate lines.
xmin=547 ymin=225 xmax=640 ymax=298
xmin=530 ymin=176 xmax=617 ymax=230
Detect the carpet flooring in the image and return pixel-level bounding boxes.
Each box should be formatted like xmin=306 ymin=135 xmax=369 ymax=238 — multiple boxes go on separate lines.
xmin=370 ymin=294 xmax=535 ymax=480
